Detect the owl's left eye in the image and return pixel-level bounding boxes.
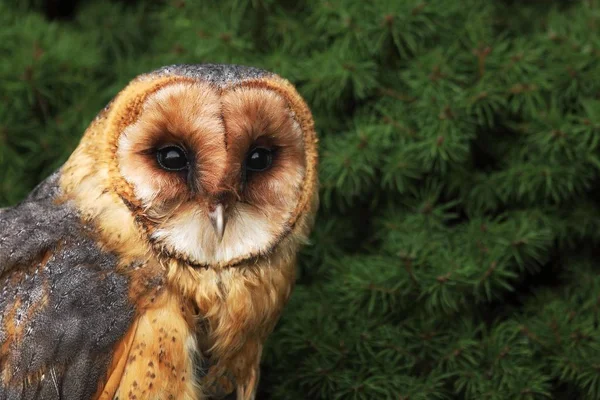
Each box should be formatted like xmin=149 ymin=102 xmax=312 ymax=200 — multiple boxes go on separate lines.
xmin=246 ymin=147 xmax=273 ymax=172
xmin=156 ymin=145 xmax=188 ymax=171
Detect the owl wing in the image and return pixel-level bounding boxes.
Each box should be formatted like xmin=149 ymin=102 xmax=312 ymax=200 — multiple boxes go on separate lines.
xmin=0 ymin=171 xmax=136 ymax=400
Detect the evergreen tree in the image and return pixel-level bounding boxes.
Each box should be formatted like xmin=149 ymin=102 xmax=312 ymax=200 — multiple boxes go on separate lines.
xmin=1 ymin=1 xmax=600 ymax=398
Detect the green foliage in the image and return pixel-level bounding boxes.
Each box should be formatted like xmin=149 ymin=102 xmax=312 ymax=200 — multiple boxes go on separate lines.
xmin=1 ymin=0 xmax=600 ymax=398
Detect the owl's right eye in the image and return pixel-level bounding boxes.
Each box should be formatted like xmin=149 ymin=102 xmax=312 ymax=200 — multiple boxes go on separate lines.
xmin=156 ymin=145 xmax=189 ymax=171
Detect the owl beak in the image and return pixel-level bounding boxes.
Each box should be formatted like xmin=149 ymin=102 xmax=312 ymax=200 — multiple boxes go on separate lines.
xmin=208 ymin=203 xmax=227 ymax=241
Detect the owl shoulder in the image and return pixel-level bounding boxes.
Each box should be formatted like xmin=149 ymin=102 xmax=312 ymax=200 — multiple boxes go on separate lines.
xmin=0 ymin=170 xmax=138 ymax=399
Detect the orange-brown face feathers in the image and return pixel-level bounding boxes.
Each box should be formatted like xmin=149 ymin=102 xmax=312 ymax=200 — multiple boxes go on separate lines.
xmin=117 ymin=81 xmax=226 ymax=203
xmin=90 ymin=74 xmax=317 ymax=269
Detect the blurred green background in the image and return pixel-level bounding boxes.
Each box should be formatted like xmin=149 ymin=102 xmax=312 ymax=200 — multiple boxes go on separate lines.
xmin=2 ymin=0 xmax=600 ymax=399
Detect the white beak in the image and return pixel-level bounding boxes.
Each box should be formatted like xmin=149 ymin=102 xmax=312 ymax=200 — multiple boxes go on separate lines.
xmin=209 ymin=203 xmax=226 ymax=241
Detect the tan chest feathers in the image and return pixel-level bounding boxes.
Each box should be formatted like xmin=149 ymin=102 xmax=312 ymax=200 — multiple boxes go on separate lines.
xmin=97 ymin=293 xmax=200 ymax=400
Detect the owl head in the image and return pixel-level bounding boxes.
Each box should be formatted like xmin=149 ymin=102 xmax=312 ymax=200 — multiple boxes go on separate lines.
xmin=63 ymin=65 xmax=318 ymax=268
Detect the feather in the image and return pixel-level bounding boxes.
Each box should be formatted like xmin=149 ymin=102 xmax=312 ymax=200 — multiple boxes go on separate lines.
xmin=0 ymin=171 xmax=136 ymax=400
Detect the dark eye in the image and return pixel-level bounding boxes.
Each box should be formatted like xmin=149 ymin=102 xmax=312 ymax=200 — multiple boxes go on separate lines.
xmin=246 ymin=147 xmax=273 ymax=172
xmin=156 ymin=145 xmax=188 ymax=171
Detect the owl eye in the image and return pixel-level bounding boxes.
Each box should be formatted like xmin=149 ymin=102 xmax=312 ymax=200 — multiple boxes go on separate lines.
xmin=156 ymin=145 xmax=188 ymax=171
xmin=246 ymin=147 xmax=273 ymax=172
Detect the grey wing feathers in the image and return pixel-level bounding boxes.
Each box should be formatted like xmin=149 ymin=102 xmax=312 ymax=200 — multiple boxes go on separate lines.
xmin=0 ymin=172 xmax=74 ymax=272
xmin=0 ymin=171 xmax=136 ymax=400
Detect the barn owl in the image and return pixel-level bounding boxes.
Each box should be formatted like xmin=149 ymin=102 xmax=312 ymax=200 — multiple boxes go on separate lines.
xmin=0 ymin=64 xmax=319 ymax=400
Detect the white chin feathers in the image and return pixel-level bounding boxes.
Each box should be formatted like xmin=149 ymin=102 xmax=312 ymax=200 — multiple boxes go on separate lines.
xmin=150 ymin=204 xmax=282 ymax=265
